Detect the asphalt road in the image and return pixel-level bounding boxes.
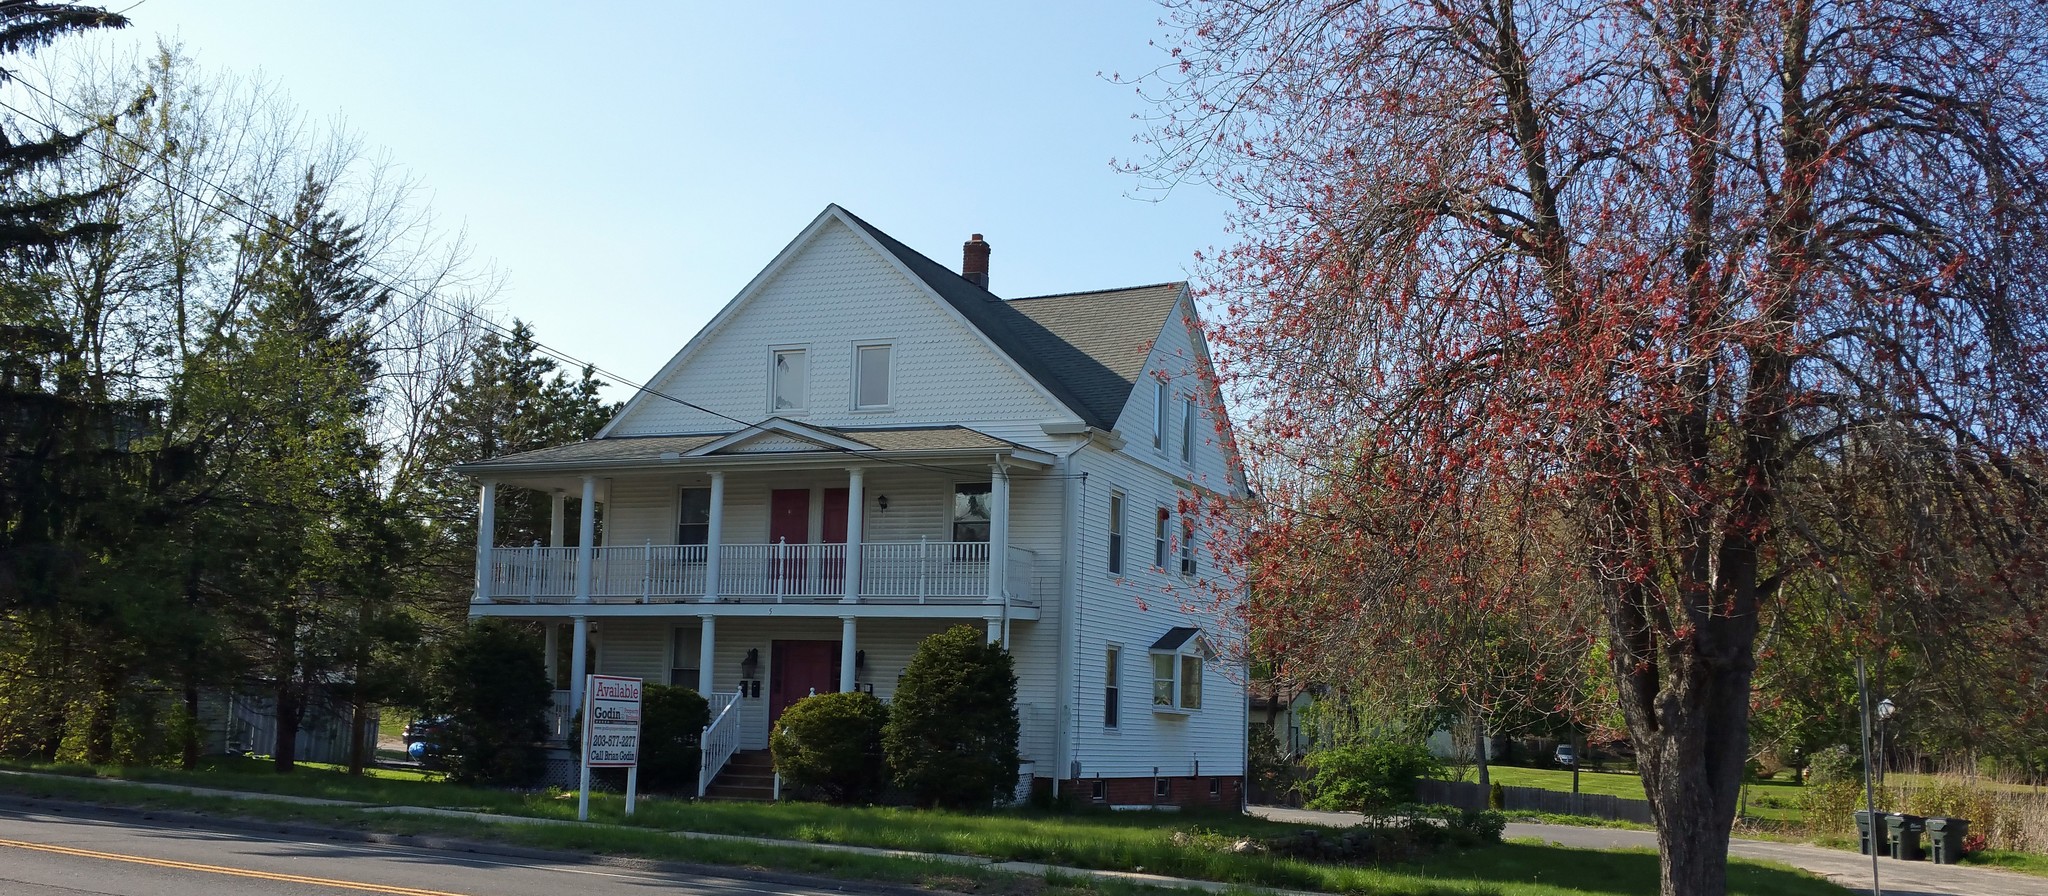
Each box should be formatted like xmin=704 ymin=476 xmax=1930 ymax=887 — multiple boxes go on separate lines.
xmin=0 ymin=805 xmax=884 ymax=896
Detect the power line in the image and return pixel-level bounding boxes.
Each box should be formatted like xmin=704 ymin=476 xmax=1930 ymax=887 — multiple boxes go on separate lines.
xmin=0 ymin=80 xmax=1088 ymax=482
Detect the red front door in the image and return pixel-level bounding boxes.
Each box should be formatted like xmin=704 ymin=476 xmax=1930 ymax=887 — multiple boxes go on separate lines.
xmin=770 ymin=489 xmax=809 ymax=588
xmin=821 ymin=488 xmax=849 ymax=584
xmin=770 ymin=639 xmax=839 ymax=723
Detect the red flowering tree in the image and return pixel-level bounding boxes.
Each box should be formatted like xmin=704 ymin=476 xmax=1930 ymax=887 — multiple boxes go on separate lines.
xmin=1138 ymin=1 xmax=2048 ymax=893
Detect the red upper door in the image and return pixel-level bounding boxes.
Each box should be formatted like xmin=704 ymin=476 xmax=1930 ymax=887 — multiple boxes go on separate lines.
xmin=770 ymin=489 xmax=809 ymax=545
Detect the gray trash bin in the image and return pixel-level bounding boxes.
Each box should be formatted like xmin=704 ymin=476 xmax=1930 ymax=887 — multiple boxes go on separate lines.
xmin=1926 ymin=817 xmax=1969 ymax=865
xmin=1886 ymin=813 xmax=1926 ymax=861
xmin=1854 ymin=810 xmax=1878 ymax=856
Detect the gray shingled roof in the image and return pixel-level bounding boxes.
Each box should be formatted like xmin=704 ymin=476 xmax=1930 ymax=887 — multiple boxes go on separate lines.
xmin=457 ymin=425 xmax=1027 ymax=471
xmin=835 ymin=205 xmax=1184 ymax=430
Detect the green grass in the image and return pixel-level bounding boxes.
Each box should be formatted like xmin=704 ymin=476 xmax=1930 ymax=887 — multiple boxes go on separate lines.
xmin=1480 ymin=765 xmax=1810 ymax=826
xmin=1963 ymin=849 xmax=2048 ymax=877
xmin=0 ymin=761 xmax=1850 ymax=896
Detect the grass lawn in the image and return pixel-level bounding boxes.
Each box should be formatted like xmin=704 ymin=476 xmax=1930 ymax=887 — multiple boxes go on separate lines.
xmin=0 ymin=759 xmax=1848 ymax=896
xmin=1480 ymin=765 xmax=1809 ymax=826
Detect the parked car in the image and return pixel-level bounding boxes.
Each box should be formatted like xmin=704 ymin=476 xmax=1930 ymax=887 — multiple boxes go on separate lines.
xmin=1554 ymin=743 xmax=1578 ymax=767
xmin=403 ymin=717 xmax=450 ymax=765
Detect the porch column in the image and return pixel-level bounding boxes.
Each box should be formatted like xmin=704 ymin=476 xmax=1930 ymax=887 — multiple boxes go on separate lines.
xmin=840 ymin=615 xmax=858 ymax=692
xmin=549 ymin=490 xmax=566 ymax=547
xmin=985 ymin=616 xmax=1002 ymax=645
xmin=702 ymin=471 xmax=725 ymax=604
xmin=697 ymin=614 xmax=717 ymax=695
xmin=544 ymin=622 xmax=559 ymax=687
xmin=986 ymin=462 xmax=1009 ymax=605
xmin=574 ymin=475 xmax=597 ymax=604
xmin=569 ymin=615 xmax=589 ymax=716
xmin=842 ymin=467 xmax=864 ymax=604
xmin=475 ymin=480 xmax=498 ymax=602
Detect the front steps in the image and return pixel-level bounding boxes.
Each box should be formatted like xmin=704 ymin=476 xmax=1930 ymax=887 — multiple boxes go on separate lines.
xmin=702 ymin=749 xmax=775 ymax=801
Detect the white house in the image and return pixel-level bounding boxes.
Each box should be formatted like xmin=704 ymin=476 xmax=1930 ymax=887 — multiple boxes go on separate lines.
xmin=458 ymin=205 xmax=1248 ymax=807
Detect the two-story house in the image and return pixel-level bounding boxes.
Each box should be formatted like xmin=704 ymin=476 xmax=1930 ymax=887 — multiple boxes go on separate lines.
xmin=458 ymin=205 xmax=1247 ymax=807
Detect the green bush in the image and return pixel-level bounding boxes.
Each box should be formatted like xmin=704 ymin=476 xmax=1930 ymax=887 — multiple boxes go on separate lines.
xmin=431 ymin=620 xmax=552 ymax=786
xmin=639 ymin=684 xmax=709 ymax=793
xmin=771 ymin=691 xmax=888 ymax=804
xmin=1489 ymin=781 xmax=1506 ymax=810
xmin=1807 ymin=744 xmax=1862 ymax=784
xmin=883 ymin=625 xmax=1020 ymax=809
xmin=1303 ymin=738 xmax=1445 ymax=814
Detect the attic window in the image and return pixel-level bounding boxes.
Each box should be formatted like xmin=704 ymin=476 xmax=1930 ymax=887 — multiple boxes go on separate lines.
xmin=855 ymin=343 xmax=891 ymax=409
xmin=771 ymin=348 xmax=807 ymax=412
xmin=1150 ymin=627 xmax=1211 ymax=713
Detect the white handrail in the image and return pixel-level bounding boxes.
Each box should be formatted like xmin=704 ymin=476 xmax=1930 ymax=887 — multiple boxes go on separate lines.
xmin=488 ymin=541 xmax=1006 ymax=605
xmin=698 ymin=687 xmax=743 ymax=798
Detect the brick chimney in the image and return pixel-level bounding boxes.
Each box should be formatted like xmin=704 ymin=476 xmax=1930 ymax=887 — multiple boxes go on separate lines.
xmin=962 ymin=233 xmax=991 ymax=290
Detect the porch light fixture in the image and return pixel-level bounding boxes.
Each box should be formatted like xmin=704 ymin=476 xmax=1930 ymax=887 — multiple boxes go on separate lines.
xmin=876 ymin=495 xmax=890 ymax=512
xmin=740 ymin=648 xmax=760 ymax=680
xmin=855 ymin=649 xmax=866 ymax=670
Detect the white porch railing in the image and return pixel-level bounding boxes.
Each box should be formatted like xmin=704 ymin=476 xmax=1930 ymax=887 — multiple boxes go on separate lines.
xmin=718 ymin=541 xmax=848 ymax=600
xmin=860 ymin=539 xmax=988 ymax=601
xmin=543 ymin=689 xmax=574 ymax=743
xmin=485 ymin=541 xmax=1024 ymax=605
xmin=698 ymin=687 xmax=742 ymax=797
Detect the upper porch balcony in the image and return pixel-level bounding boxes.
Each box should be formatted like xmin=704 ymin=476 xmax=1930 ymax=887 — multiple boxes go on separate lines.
xmin=483 ymin=540 xmax=1038 ymax=606
xmin=457 ymin=419 xmax=1060 ymax=615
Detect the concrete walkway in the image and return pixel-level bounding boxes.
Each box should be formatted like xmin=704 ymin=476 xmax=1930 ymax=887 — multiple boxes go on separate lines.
xmin=1255 ymin=804 xmax=2048 ymax=896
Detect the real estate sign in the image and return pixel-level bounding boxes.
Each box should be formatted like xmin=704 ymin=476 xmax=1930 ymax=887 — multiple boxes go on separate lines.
xmin=583 ymin=675 xmax=642 ymax=767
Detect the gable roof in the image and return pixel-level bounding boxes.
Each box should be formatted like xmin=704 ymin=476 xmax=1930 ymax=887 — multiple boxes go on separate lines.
xmin=834 ymin=206 xmax=1185 ymax=431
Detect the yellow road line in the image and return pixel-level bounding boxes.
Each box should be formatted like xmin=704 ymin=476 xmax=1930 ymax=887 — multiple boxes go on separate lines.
xmin=0 ymin=836 xmax=473 ymax=896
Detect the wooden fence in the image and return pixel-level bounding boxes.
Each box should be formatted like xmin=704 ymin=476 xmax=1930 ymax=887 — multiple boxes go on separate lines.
xmin=1416 ymin=778 xmax=1655 ymax=824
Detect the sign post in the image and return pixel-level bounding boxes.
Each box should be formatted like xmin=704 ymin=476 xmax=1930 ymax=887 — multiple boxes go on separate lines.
xmin=578 ymin=674 xmax=643 ymax=821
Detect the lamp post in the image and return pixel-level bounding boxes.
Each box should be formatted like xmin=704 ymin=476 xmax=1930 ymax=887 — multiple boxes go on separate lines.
xmin=1875 ymin=698 xmax=1897 ymax=786
xmin=1857 ymin=658 xmax=1884 ymax=896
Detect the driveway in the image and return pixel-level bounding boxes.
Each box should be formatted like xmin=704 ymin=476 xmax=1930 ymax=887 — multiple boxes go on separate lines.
xmin=1252 ymin=805 xmax=2048 ymax=896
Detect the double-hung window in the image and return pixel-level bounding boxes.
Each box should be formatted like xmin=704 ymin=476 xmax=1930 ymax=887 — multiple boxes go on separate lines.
xmin=1104 ymin=645 xmax=1121 ymax=728
xmin=1153 ymin=508 xmax=1170 ymax=569
xmin=1153 ymin=379 xmax=1169 ymax=450
xmin=677 ymin=487 xmax=711 ymax=546
xmin=1180 ymin=519 xmax=1197 ymax=577
xmin=1107 ymin=491 xmax=1125 ymax=575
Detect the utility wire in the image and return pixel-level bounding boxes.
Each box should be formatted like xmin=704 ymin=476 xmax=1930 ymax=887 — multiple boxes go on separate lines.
xmin=1 ymin=80 xmax=1093 ymax=482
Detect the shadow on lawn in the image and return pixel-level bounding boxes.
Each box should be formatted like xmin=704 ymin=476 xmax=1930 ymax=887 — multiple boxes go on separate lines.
xmin=1404 ymin=842 xmax=1845 ymax=896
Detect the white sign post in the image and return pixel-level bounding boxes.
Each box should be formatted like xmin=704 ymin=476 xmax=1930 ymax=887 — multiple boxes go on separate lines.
xmin=578 ymin=674 xmax=642 ymax=821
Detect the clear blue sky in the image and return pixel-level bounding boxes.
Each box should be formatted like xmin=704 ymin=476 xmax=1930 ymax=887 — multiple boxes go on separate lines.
xmin=91 ymin=0 xmax=1230 ymax=396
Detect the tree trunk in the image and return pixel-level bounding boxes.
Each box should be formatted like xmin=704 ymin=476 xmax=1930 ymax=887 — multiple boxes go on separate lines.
xmin=181 ymin=680 xmax=201 ymax=770
xmin=1473 ymin=714 xmax=1490 ymax=789
xmin=273 ymin=683 xmax=300 ymax=772
xmin=347 ymin=698 xmax=369 ymax=775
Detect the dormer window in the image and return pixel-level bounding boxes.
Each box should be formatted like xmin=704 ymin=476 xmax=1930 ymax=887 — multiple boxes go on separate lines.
xmin=1149 ymin=627 xmax=1211 ymax=713
xmin=771 ymin=347 xmax=807 ymax=412
xmin=855 ymin=343 xmax=892 ymax=409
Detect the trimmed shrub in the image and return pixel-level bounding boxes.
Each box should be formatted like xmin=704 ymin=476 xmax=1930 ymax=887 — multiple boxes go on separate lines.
xmin=883 ymin=625 xmax=1020 ymax=808
xmin=771 ymin=691 xmax=888 ymax=804
xmin=431 ymin=621 xmax=551 ymax=785
xmin=1303 ymin=738 xmax=1446 ymax=814
xmin=640 ymin=684 xmax=709 ymax=793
